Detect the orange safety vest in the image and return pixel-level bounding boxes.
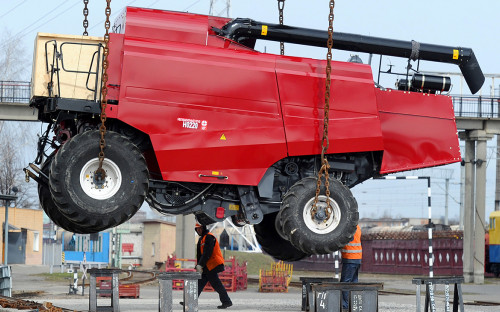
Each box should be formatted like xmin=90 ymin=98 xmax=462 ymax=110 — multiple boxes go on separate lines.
xmin=200 ymin=232 xmax=225 ymax=271
xmin=341 ymin=225 xmax=362 ymax=260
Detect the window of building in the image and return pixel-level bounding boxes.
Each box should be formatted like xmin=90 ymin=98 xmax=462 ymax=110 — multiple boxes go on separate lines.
xmin=33 ymin=232 xmax=40 ymax=252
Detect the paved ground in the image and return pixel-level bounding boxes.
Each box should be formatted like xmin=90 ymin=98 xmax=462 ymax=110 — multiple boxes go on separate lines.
xmin=3 ymin=264 xmax=500 ymax=311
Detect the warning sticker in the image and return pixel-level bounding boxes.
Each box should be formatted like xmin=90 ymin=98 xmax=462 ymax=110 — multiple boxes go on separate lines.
xmin=261 ymin=25 xmax=268 ymax=36
xmin=177 ymin=118 xmax=208 ymax=131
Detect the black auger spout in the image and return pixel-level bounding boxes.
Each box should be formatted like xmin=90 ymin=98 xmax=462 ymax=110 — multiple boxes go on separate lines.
xmin=215 ymin=18 xmax=485 ymax=94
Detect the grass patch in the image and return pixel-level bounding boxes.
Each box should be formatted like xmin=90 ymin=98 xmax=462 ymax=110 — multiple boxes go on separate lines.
xmin=222 ymin=250 xmax=276 ymax=276
xmin=36 ymin=272 xmax=83 ymax=283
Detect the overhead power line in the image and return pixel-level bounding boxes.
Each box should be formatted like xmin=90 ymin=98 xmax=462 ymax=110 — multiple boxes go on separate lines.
xmin=1 ymin=0 xmax=80 ymax=50
xmin=0 ymin=0 xmax=28 ymax=20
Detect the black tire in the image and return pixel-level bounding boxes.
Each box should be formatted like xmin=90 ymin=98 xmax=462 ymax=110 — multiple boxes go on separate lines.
xmin=254 ymin=212 xmax=310 ymax=261
xmin=38 ymin=157 xmax=94 ymax=234
xmin=50 ymin=130 xmax=148 ymax=231
xmin=280 ymin=177 xmax=358 ymax=254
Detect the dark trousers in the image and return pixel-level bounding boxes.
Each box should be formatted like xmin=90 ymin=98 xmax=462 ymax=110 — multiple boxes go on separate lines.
xmin=340 ymin=262 xmax=360 ymax=309
xmin=198 ymin=270 xmax=232 ymax=304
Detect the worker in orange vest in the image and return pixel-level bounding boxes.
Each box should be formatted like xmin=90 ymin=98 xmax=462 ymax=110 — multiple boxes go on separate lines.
xmin=340 ymin=225 xmax=362 ymax=310
xmin=194 ymin=223 xmax=232 ymax=309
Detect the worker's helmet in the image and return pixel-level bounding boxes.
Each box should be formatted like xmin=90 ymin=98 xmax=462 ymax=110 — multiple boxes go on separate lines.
xmin=195 ymin=223 xmax=203 ymax=228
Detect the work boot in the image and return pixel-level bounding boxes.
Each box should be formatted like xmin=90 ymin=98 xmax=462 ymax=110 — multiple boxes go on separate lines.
xmin=217 ymin=302 xmax=232 ymax=309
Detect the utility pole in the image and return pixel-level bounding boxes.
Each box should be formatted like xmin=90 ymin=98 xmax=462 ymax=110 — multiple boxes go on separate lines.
xmin=496 ymin=133 xmax=500 ymax=212
xmin=0 ymin=188 xmax=18 ymax=265
xmin=460 ymin=162 xmax=465 ymax=229
xmin=209 ymin=0 xmax=231 ymax=17
xmin=444 ymin=177 xmax=449 ymax=225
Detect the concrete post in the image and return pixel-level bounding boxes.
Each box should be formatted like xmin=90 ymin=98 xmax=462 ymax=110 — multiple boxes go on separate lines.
xmin=459 ymin=162 xmax=465 ymax=230
xmin=461 ymin=134 xmax=475 ymax=283
xmin=495 ymin=134 xmax=500 ymax=211
xmin=472 ymin=132 xmax=493 ymax=284
xmin=445 ymin=178 xmax=449 ymax=225
xmin=175 ymin=215 xmax=196 ymax=259
xmin=460 ymin=130 xmax=493 ymax=284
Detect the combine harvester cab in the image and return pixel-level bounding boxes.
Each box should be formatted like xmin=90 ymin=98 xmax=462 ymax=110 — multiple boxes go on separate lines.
xmin=27 ymin=7 xmax=484 ymax=260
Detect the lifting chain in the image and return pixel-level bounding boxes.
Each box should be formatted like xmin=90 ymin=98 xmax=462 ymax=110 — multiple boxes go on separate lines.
xmin=95 ymin=0 xmax=112 ymax=182
xmin=311 ymin=0 xmax=335 ymax=221
xmin=83 ymin=0 xmax=89 ymax=36
xmin=277 ymin=0 xmax=285 ymax=55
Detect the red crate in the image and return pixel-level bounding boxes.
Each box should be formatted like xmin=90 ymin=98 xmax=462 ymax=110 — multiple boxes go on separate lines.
xmin=203 ymin=258 xmax=247 ymax=292
xmin=259 ymin=272 xmax=288 ymax=292
xmin=119 ymin=284 xmax=140 ymax=298
xmin=98 ymin=280 xmax=140 ymax=298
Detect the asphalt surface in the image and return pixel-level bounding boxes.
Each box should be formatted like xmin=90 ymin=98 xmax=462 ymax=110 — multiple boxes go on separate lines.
xmin=3 ymin=264 xmax=500 ymax=311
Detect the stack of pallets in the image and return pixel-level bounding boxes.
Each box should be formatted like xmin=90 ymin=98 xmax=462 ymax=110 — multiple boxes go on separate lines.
xmin=258 ymin=261 xmax=293 ymax=293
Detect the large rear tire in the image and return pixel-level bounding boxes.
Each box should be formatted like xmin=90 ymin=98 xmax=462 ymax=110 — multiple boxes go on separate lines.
xmin=50 ymin=130 xmax=148 ymax=231
xmin=39 ymin=156 xmax=96 ymax=233
xmin=280 ymin=177 xmax=358 ymax=254
xmin=254 ymin=212 xmax=309 ymax=261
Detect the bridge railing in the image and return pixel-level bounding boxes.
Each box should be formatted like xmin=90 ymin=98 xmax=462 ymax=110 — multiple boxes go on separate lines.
xmin=453 ymin=95 xmax=500 ymax=118
xmin=1 ymin=81 xmax=499 ymax=119
xmin=0 ymin=81 xmax=31 ymax=103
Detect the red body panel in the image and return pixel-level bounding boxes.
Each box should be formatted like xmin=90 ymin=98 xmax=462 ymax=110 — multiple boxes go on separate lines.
xmin=105 ymin=7 xmax=460 ymax=186
xmin=276 ymin=57 xmax=384 ymax=156
xmin=375 ymin=89 xmax=461 ymax=173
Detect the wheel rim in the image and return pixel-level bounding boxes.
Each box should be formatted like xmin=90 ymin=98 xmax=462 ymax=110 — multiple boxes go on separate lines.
xmin=80 ymin=157 xmax=122 ymax=200
xmin=303 ymin=195 xmax=341 ymax=234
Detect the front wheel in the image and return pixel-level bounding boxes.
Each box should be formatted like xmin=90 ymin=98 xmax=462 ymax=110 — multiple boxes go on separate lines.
xmin=280 ymin=177 xmax=358 ymax=254
xmin=254 ymin=212 xmax=309 ymax=261
xmin=50 ymin=130 xmax=149 ymax=231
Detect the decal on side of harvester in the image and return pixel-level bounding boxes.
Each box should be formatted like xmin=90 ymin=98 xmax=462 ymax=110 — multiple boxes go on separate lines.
xmin=177 ymin=118 xmax=208 ymax=131
xmin=220 ymin=134 xmax=227 ymax=141
xmin=229 ymin=204 xmax=239 ymax=211
xmin=453 ymin=49 xmax=459 ymax=60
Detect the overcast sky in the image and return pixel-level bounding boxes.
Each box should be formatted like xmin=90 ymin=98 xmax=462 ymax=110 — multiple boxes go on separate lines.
xmin=1 ymin=0 xmax=499 ymax=223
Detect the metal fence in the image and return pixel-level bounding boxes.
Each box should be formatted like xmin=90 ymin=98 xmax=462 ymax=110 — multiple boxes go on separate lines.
xmin=42 ymin=242 xmax=62 ymax=266
xmin=453 ymin=96 xmax=500 ymax=118
xmin=0 ymin=81 xmax=30 ymax=103
xmin=1 ymin=80 xmax=499 ymax=119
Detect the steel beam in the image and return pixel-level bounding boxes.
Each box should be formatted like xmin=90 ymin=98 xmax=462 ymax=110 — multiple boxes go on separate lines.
xmin=0 ymin=102 xmax=38 ymax=121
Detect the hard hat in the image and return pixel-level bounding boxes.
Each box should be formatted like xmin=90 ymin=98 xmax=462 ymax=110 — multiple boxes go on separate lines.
xmin=195 ymin=223 xmax=203 ymax=228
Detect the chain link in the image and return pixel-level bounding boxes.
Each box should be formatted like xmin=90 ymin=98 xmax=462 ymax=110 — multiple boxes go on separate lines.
xmin=312 ymin=0 xmax=335 ymax=221
xmin=278 ymin=0 xmax=285 ymax=55
xmin=96 ymin=0 xmax=112 ymax=182
xmin=83 ymin=0 xmax=89 ymax=36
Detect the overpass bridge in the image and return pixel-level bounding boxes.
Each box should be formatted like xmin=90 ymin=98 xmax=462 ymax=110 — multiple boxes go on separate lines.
xmin=1 ymin=81 xmax=499 ymax=284
xmin=0 ymin=81 xmax=37 ymax=121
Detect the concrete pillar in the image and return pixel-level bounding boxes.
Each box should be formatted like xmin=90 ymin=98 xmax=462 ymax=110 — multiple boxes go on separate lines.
xmin=495 ymin=134 xmax=500 ymax=211
xmin=459 ymin=160 xmax=465 ymax=230
xmin=460 ymin=130 xmax=493 ymax=284
xmin=471 ymin=131 xmax=493 ymax=284
xmin=175 ymin=215 xmax=196 ymax=260
xmin=461 ymin=135 xmax=475 ymax=283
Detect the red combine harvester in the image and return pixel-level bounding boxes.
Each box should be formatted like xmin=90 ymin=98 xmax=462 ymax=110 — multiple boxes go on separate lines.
xmin=26 ymin=7 xmax=484 ymax=261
